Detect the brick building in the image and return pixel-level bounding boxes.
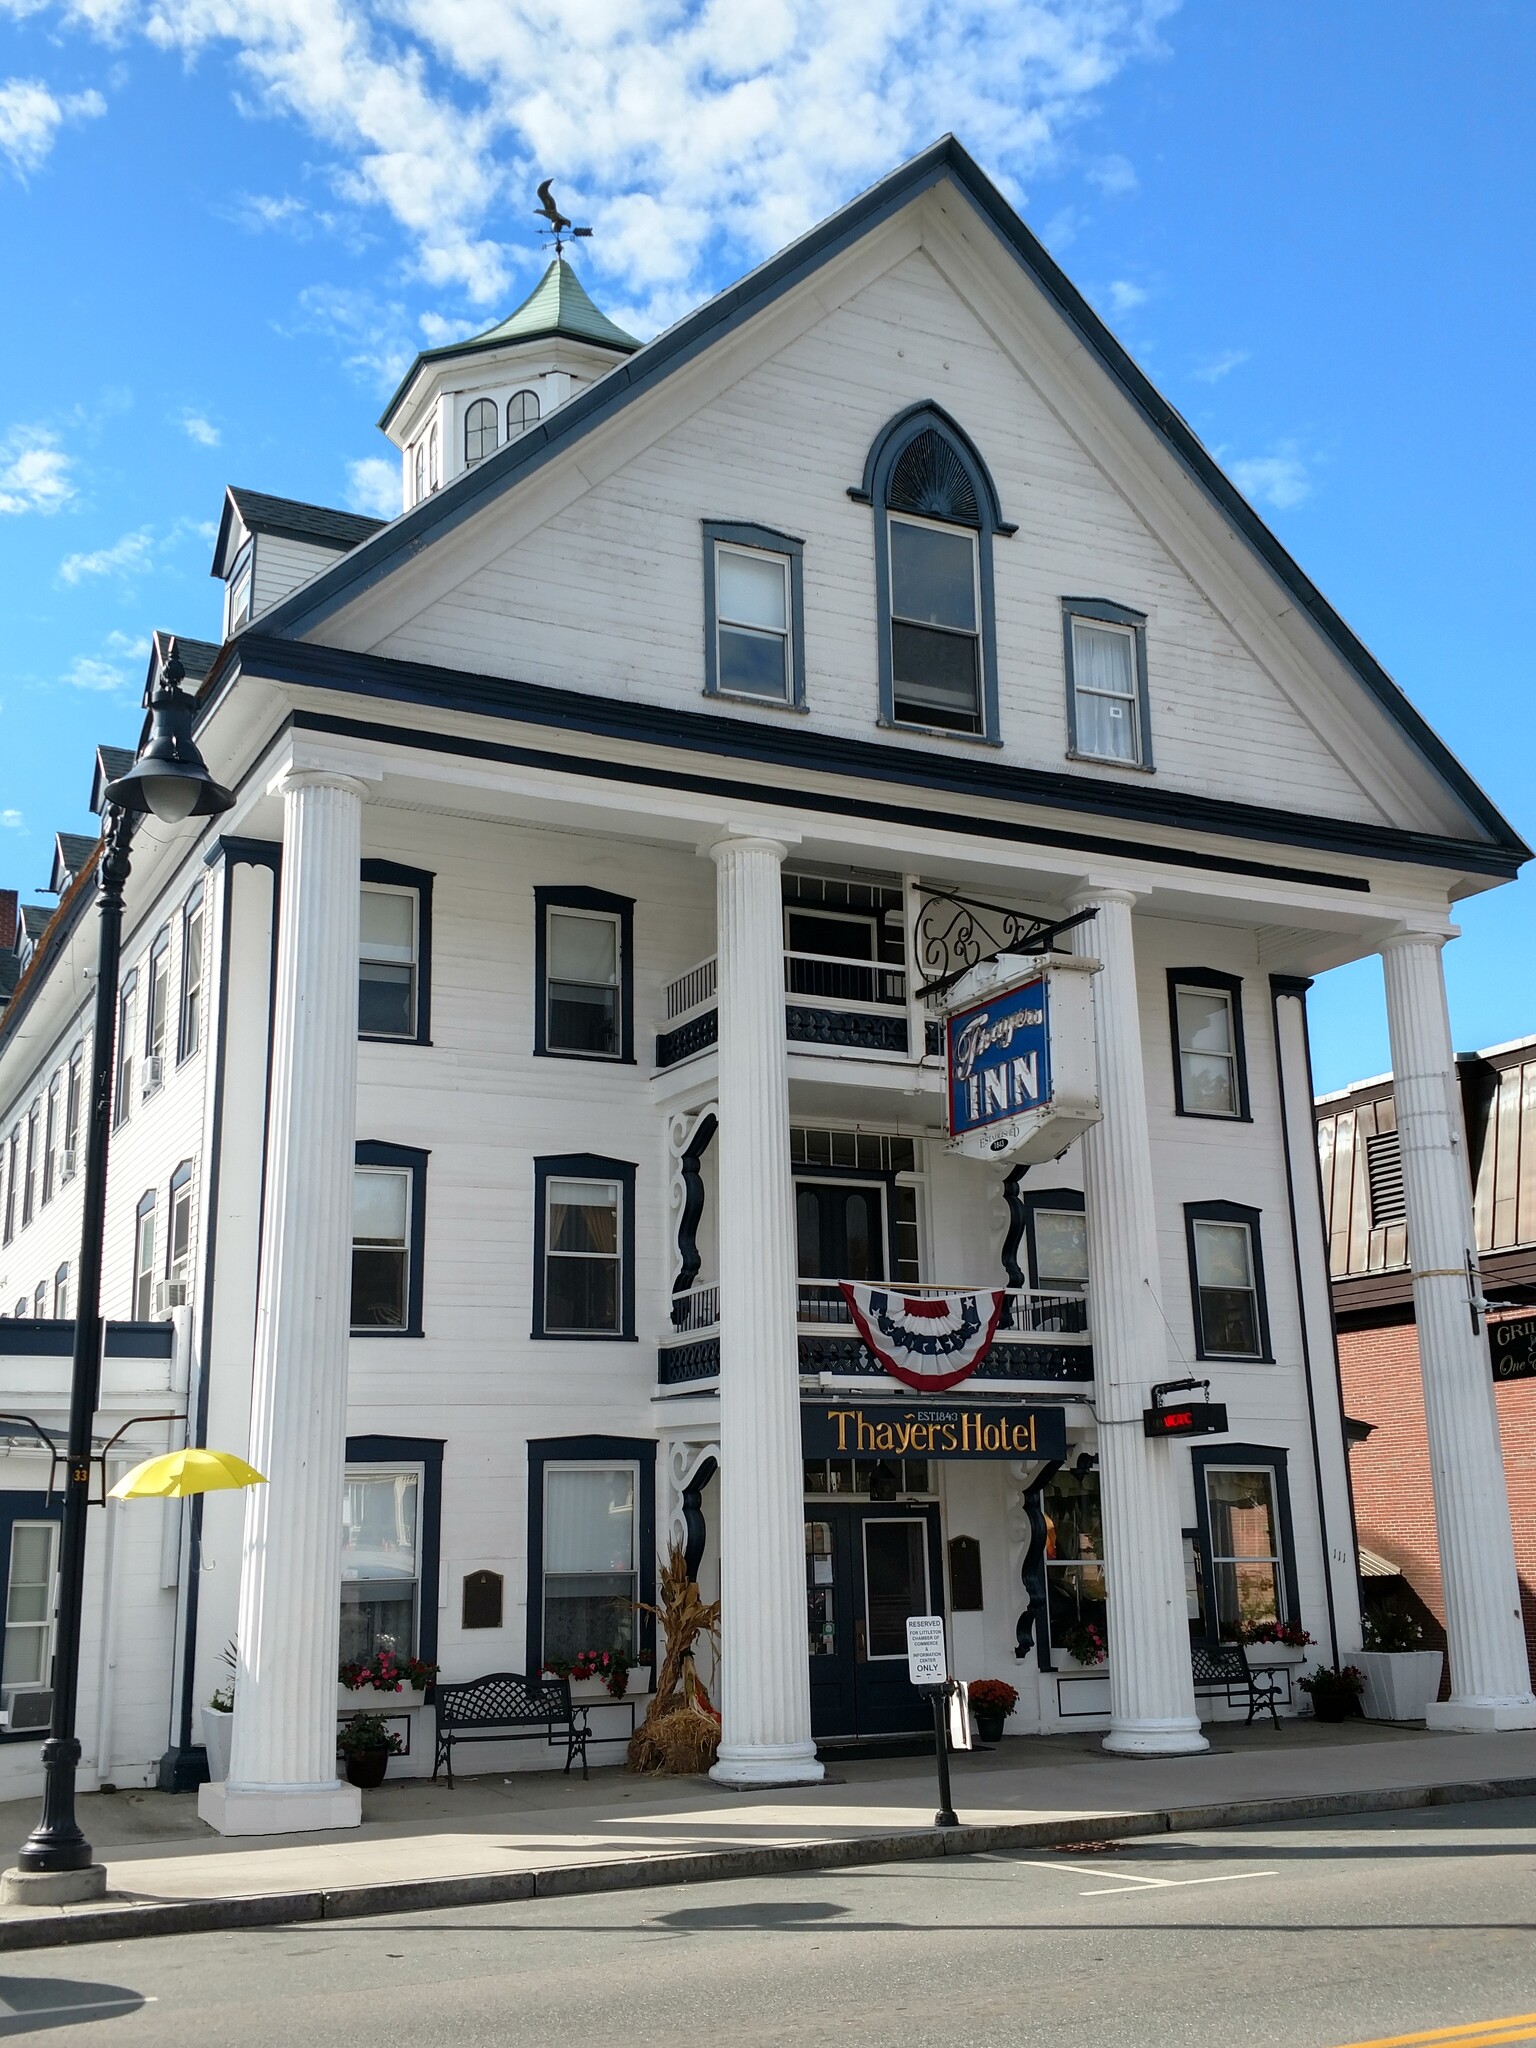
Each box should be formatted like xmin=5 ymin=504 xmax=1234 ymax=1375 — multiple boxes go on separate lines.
xmin=1318 ymin=1038 xmax=1536 ymax=1675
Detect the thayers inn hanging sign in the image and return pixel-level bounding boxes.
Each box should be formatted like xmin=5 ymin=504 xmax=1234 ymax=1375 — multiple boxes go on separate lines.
xmin=942 ymin=950 xmax=1102 ymax=1163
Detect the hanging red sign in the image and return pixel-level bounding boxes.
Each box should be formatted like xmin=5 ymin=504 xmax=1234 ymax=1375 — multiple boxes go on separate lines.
xmin=839 ymin=1284 xmax=1007 ymax=1393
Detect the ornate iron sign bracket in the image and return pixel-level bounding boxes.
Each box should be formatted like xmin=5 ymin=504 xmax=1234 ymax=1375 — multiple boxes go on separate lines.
xmin=913 ymin=891 xmax=1097 ymax=1003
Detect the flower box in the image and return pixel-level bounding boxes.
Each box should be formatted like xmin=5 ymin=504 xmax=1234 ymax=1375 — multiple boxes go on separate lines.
xmin=568 ymin=1667 xmax=651 ymax=1703
xmin=338 ymin=1684 xmax=426 ymax=1713
xmin=1244 ymin=1644 xmax=1306 ymax=1666
xmin=1357 ymin=1649 xmax=1443 ymax=1723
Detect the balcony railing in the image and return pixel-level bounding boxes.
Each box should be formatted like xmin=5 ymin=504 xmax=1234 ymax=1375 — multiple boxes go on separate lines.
xmin=658 ymin=950 xmax=911 ymax=1067
xmin=661 ymin=1279 xmax=1092 ymax=1387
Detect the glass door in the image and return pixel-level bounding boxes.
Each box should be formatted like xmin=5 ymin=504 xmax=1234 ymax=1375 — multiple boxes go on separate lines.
xmin=795 ymin=1179 xmax=887 ymax=1281
xmin=853 ymin=1510 xmax=942 ymax=1736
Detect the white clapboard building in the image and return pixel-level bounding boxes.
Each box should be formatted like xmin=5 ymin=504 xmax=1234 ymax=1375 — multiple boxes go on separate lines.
xmin=2 ymin=138 xmax=1532 ymax=1832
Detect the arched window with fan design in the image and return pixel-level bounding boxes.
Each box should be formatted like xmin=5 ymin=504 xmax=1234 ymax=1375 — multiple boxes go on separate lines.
xmin=854 ymin=404 xmax=1011 ymax=741
xmin=464 ymin=397 xmax=499 ymax=465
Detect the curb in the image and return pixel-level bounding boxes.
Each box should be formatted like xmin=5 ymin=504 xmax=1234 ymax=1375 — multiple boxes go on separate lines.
xmin=2 ymin=1773 xmax=1534 ymax=1954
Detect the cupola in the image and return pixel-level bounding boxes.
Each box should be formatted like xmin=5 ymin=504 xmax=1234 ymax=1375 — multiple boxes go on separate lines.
xmin=378 ymin=257 xmax=640 ymax=513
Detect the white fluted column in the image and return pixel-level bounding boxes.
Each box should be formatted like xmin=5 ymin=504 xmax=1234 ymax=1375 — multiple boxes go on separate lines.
xmin=200 ymin=769 xmax=367 ymax=1834
xmin=708 ymin=832 xmax=823 ymax=1787
xmin=1380 ymin=929 xmax=1536 ymax=1730
xmin=1070 ymin=887 xmax=1207 ymax=1755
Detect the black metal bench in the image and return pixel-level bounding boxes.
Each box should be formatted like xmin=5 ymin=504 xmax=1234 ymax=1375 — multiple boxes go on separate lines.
xmin=431 ymin=1671 xmax=590 ymax=1784
xmin=1190 ymin=1643 xmax=1283 ymax=1727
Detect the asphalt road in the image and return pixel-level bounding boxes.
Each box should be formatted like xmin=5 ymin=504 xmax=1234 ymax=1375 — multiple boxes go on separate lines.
xmin=2 ymin=1797 xmax=1535 ymax=2046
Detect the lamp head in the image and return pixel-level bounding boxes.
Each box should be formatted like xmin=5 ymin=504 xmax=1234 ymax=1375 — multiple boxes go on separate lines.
xmin=102 ymin=642 xmax=235 ymax=825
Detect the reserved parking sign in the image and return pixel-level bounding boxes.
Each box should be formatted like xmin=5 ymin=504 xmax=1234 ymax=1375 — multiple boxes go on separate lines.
xmin=906 ymin=1614 xmax=947 ymax=1687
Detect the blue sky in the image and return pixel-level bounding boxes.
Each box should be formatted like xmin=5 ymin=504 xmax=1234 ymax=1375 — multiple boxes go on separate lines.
xmin=1 ymin=0 xmax=1531 ymax=1092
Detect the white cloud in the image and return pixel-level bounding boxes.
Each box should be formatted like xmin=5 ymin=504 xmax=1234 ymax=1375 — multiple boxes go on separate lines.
xmin=1228 ymin=445 xmax=1311 ymax=511
xmin=1103 ymin=278 xmax=1148 ymax=316
xmin=0 ymin=78 xmax=104 ymax=178
xmin=7 ymin=1 xmax=1179 ymax=323
xmin=345 ymin=455 xmax=400 ymax=520
xmin=180 ymin=411 xmax=221 ymax=446
xmin=0 ymin=810 xmax=24 ymax=832
xmin=1193 ymin=347 xmax=1249 ymax=384
xmin=58 ymin=628 xmax=150 ymax=694
xmin=58 ymin=526 xmax=154 ymax=584
xmin=1087 ymin=152 xmax=1137 ymax=196
xmin=0 ymin=425 xmax=75 ymax=514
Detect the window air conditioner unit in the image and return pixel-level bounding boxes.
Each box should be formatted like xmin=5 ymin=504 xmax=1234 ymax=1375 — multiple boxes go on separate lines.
xmin=0 ymin=1687 xmax=53 ymax=1733
xmin=154 ymin=1276 xmax=190 ymax=1316
xmin=143 ymin=1056 xmax=164 ymax=1096
xmin=60 ymin=1149 xmax=77 ymax=1181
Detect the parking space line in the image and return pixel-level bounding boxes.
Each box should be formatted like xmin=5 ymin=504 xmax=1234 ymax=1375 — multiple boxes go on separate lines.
xmin=1010 ymin=1858 xmax=1276 ymax=1898
xmin=1332 ymin=2016 xmax=1536 ymax=2048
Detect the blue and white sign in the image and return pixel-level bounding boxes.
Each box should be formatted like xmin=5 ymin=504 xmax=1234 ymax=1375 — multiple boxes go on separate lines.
xmin=948 ymin=975 xmax=1051 ymax=1137
xmin=941 ymin=951 xmax=1103 ymax=1164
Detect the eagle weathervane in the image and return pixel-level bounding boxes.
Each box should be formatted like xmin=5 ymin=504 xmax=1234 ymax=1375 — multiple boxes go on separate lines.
xmin=534 ymin=179 xmax=592 ymax=258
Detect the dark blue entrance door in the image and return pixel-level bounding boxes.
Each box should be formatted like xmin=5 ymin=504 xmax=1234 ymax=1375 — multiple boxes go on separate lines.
xmin=806 ymin=1502 xmax=943 ymax=1740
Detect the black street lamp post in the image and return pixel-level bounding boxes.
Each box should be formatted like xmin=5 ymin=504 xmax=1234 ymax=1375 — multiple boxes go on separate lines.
xmin=10 ymin=646 xmax=231 ymax=1892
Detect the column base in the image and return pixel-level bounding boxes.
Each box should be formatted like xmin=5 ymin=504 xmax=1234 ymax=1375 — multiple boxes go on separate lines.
xmin=198 ymin=1778 xmax=362 ymax=1837
xmin=710 ymin=1742 xmax=825 ymax=1788
xmin=1425 ymin=1696 xmax=1536 ymax=1734
xmin=1 ymin=1864 xmax=108 ymax=1906
xmin=1102 ymin=1719 xmax=1210 ymax=1758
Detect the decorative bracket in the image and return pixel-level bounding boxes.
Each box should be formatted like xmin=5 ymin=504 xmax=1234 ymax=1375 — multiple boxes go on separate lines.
xmin=913 ymin=891 xmax=1096 ymax=1004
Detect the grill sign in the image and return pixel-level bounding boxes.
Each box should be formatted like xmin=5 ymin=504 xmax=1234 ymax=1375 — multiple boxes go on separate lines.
xmin=941 ymin=952 xmax=1102 ymax=1164
xmin=1490 ymin=1315 xmax=1536 ymax=1383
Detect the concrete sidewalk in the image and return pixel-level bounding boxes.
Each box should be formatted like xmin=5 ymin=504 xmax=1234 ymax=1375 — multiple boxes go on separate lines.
xmin=3 ymin=1720 xmax=1535 ymax=1952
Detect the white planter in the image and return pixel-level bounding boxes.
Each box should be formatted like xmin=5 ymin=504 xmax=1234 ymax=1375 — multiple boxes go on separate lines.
xmin=1357 ymin=1650 xmax=1443 ymax=1722
xmin=338 ymin=1684 xmax=426 ymax=1713
xmin=1244 ymin=1645 xmax=1306 ymax=1667
xmin=567 ymin=1668 xmax=651 ymax=1703
xmin=201 ymin=1705 xmax=233 ymax=1783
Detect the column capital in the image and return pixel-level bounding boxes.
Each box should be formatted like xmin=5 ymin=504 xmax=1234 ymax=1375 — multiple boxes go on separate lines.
xmin=1378 ymin=922 xmax=1460 ymax=957
xmin=268 ymin=765 xmax=373 ymax=803
xmin=1066 ymin=880 xmax=1146 ymax=914
xmin=705 ymin=826 xmax=798 ymax=865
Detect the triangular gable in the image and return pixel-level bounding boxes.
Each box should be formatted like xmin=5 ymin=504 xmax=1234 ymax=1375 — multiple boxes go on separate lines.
xmin=250 ymin=135 xmax=1525 ymax=862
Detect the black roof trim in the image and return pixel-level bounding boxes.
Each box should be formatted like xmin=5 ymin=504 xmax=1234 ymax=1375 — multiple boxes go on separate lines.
xmin=251 ymin=136 xmax=1525 ymax=863
xmin=226 ymin=631 xmax=1516 ymax=878
xmin=212 ymin=487 xmax=386 ymax=577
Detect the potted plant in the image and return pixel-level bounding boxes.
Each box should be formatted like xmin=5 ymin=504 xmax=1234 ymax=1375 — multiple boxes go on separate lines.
xmin=338 ymin=1647 xmax=437 ymax=1712
xmin=1357 ymin=1603 xmax=1443 ymax=1722
xmin=543 ymin=1649 xmax=646 ymax=1700
xmin=1298 ymin=1662 xmax=1366 ymax=1724
xmin=1239 ymin=1620 xmax=1314 ymax=1664
xmin=201 ymin=1641 xmax=237 ymax=1783
xmin=337 ymin=1711 xmax=403 ymax=1790
xmin=1059 ymin=1620 xmax=1107 ymax=1668
xmin=967 ymin=1678 xmax=1019 ymax=1744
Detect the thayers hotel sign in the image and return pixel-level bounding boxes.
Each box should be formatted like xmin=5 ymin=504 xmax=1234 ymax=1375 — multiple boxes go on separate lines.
xmin=802 ymin=1401 xmax=1068 ymax=1462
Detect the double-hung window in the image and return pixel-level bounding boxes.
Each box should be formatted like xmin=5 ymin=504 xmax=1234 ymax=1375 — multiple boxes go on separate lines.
xmin=359 ymin=888 xmax=418 ymax=1038
xmin=63 ymin=1050 xmax=82 ymax=1175
xmin=340 ymin=1467 xmax=421 ymax=1663
xmin=21 ymin=1107 xmax=38 ymax=1228
xmin=168 ymin=1162 xmax=193 ymax=1289
xmin=889 ymin=515 xmax=983 ymax=733
xmin=1168 ymin=970 xmax=1249 ymax=1119
xmin=2 ymin=1521 xmax=58 ymax=1698
xmin=350 ymin=1144 xmax=427 ymax=1335
xmin=2 ymin=1128 xmax=16 ymax=1244
xmin=53 ymin=1265 xmax=69 ymax=1319
xmin=32 ymin=1282 xmax=45 ymax=1320
xmin=145 ymin=930 xmax=170 ymax=1088
xmin=132 ymin=1193 xmax=155 ymax=1320
xmin=533 ymin=1155 xmax=635 ymax=1340
xmin=1063 ymin=600 xmax=1151 ymax=768
xmin=114 ymin=971 xmax=137 ymax=1126
xmin=703 ymin=524 xmax=804 ymax=707
xmin=536 ymin=889 xmax=633 ymax=1061
xmin=179 ymin=889 xmax=204 ymax=1062
xmin=1042 ymin=1466 xmax=1106 ymax=1658
xmin=40 ymin=1077 xmax=60 ymax=1206
xmin=1186 ymin=1201 xmax=1271 ymax=1361
xmin=1189 ymin=1450 xmax=1300 ymax=1645
xmin=542 ymin=1463 xmax=638 ymax=1664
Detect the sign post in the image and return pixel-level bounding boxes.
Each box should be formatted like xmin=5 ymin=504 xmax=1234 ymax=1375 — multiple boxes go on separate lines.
xmin=906 ymin=1616 xmax=958 ymax=1829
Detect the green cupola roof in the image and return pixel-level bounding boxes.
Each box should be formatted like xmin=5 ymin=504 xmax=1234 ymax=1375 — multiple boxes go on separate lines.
xmin=472 ymin=256 xmax=640 ymax=354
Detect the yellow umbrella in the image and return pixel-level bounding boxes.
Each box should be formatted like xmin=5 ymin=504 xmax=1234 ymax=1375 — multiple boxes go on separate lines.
xmin=108 ymin=1447 xmax=267 ymax=1500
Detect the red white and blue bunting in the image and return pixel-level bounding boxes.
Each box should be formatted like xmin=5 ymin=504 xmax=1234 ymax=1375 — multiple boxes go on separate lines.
xmin=838 ymin=1284 xmax=1008 ymax=1394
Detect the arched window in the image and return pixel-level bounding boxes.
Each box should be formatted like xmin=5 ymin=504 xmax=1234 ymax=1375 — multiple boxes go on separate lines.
xmin=33 ymin=1281 xmax=46 ymax=1319
xmin=428 ymin=425 xmax=440 ymax=492
xmin=465 ymin=397 xmax=499 ymax=465
xmin=507 ymin=390 xmax=540 ymax=439
xmin=413 ymin=441 xmax=425 ymax=504
xmin=855 ymin=405 xmax=1010 ymax=741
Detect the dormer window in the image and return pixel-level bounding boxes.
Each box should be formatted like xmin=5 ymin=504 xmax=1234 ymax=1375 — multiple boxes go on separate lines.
xmin=465 ymin=398 xmax=499 ymax=465
xmin=428 ymin=425 xmax=440 ymax=492
xmin=413 ymin=442 xmax=425 ymax=504
xmin=227 ymin=542 xmax=253 ymax=634
xmin=508 ymin=390 xmax=540 ymax=438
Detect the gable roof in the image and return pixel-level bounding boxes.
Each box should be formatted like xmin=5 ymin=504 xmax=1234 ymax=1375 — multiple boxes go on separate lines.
xmin=90 ymin=743 xmax=135 ymax=817
xmin=212 ymin=488 xmax=387 ymax=578
xmin=249 ymin=134 xmax=1527 ymax=864
xmin=379 ymin=258 xmax=640 ymax=434
xmin=49 ymin=832 xmax=98 ymax=896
